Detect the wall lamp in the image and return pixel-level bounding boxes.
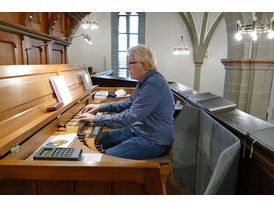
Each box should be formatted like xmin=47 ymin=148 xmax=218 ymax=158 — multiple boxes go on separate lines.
xmin=25 ymin=33 xmax=93 ymax=64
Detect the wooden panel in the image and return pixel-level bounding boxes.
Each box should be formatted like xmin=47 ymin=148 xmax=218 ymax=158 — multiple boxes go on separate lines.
xmin=52 ymin=49 xmax=62 ymax=63
xmin=75 ymin=181 xmax=112 ymax=195
xmin=0 ymin=12 xmax=78 ymax=64
xmin=30 ymin=13 xmax=42 ymax=32
xmin=2 ymin=112 xmax=60 ymax=160
xmin=53 ymin=13 xmax=65 ymax=38
xmin=0 ymin=64 xmax=90 ymax=157
xmin=0 ymin=12 xmax=87 ymax=45
xmin=236 ymin=151 xmax=274 ymax=194
xmin=0 ymin=160 xmax=162 ymax=195
xmin=0 ymin=106 xmax=44 ymax=139
xmin=23 ymin=36 xmax=46 ymax=64
xmin=0 ymin=13 xmax=26 ymax=25
xmin=0 ymin=13 xmax=17 ymax=24
xmin=29 ymin=47 xmax=43 ymax=64
xmin=61 ymin=68 xmax=87 ymax=98
xmin=38 ymin=12 xmax=48 ymax=34
xmin=37 ymin=180 xmax=74 ymax=195
xmin=0 ymin=41 xmax=16 ymax=64
xmin=113 ymin=181 xmax=145 ymax=194
xmin=0 ymin=180 xmax=36 ymax=194
xmin=0 ymin=30 xmax=22 ymax=65
xmin=0 ymin=72 xmax=56 ymax=118
xmin=48 ymin=44 xmax=65 ymax=64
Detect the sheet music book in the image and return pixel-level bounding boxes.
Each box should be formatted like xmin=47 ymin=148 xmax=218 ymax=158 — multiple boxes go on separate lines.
xmin=247 ymin=127 xmax=274 ymax=150
xmin=170 ymin=82 xmax=193 ymax=94
xmin=188 ymin=92 xmax=236 ymax=112
xmin=50 ymin=75 xmax=72 ymax=105
xmin=188 ymin=92 xmax=218 ymax=102
xmin=81 ymin=73 xmax=93 ymax=90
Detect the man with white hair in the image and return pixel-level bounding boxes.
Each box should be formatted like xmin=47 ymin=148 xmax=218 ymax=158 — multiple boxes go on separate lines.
xmin=79 ymin=44 xmax=174 ymax=160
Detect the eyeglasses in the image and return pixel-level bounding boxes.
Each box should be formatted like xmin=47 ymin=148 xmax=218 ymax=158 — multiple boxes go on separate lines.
xmin=128 ymin=61 xmax=140 ymax=65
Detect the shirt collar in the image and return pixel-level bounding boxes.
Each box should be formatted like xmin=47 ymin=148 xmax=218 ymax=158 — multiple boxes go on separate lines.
xmin=138 ymin=69 xmax=157 ymax=87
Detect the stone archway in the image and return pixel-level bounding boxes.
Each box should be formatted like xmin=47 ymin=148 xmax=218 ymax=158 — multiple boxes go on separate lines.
xmin=179 ymin=12 xmax=224 ymax=91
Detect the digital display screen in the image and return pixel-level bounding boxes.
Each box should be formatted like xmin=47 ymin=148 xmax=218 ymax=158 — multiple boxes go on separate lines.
xmin=40 ymin=148 xmax=52 ymax=156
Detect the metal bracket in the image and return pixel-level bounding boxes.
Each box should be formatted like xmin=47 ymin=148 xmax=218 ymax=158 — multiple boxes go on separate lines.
xmin=10 ymin=142 xmax=20 ymax=155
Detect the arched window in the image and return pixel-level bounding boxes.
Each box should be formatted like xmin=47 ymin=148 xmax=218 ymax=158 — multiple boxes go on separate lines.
xmin=111 ymin=12 xmax=145 ymax=78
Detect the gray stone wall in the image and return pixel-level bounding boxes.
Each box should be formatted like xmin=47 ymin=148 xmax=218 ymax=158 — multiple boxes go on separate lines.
xmin=222 ymin=12 xmax=274 ymax=120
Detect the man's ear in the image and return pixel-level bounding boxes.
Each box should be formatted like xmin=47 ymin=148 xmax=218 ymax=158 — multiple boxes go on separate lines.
xmin=141 ymin=61 xmax=146 ymax=68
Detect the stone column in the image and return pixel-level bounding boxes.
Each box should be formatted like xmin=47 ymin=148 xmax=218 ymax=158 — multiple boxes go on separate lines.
xmin=193 ymin=62 xmax=203 ymax=91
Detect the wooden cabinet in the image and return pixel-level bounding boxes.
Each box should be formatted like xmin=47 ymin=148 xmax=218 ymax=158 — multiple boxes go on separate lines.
xmin=0 ymin=12 xmax=88 ymax=65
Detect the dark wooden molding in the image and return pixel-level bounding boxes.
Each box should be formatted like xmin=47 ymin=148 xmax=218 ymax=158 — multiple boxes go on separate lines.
xmin=0 ymin=20 xmax=70 ymax=46
xmin=0 ymin=39 xmax=17 ymax=48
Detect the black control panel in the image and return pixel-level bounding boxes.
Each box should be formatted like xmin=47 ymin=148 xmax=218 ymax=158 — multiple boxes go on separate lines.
xmin=33 ymin=147 xmax=82 ymax=161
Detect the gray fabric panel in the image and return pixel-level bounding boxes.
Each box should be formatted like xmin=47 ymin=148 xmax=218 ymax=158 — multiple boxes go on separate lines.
xmin=204 ymin=141 xmax=240 ymax=194
xmin=197 ymin=110 xmax=240 ymax=194
xmin=173 ymin=105 xmax=200 ymax=194
xmin=173 ymin=105 xmax=240 ymax=195
xmin=195 ymin=110 xmax=214 ymax=194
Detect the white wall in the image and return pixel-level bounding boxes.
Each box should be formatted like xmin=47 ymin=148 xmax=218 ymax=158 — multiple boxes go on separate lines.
xmin=145 ymin=13 xmax=227 ymax=96
xmin=145 ymin=12 xmax=194 ymax=88
xmin=200 ymin=18 xmax=227 ymax=96
xmin=68 ymin=12 xmax=111 ymax=73
xmin=68 ymin=12 xmax=227 ymax=96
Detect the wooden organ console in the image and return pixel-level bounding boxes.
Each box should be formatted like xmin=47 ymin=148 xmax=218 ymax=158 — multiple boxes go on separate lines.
xmin=0 ymin=64 xmax=163 ymax=195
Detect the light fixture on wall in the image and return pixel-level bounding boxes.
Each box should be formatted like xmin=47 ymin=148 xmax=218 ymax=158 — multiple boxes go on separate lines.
xmin=90 ymin=19 xmax=98 ymax=30
xmin=173 ymin=36 xmax=189 ymax=55
xmin=235 ymin=12 xmax=274 ymax=42
xmin=68 ymin=33 xmax=93 ymax=46
xmin=81 ymin=18 xmax=90 ymax=29
xmin=81 ymin=13 xmax=98 ymax=30
xmin=25 ymin=33 xmax=93 ymax=64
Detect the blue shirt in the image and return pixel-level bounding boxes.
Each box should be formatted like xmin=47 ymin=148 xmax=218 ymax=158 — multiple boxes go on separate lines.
xmin=93 ymin=69 xmax=175 ymax=145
